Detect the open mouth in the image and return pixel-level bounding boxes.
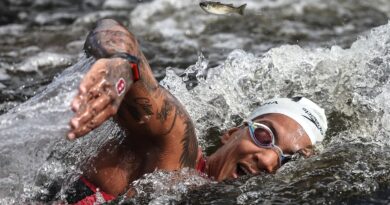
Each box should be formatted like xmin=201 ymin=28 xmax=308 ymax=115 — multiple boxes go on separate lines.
xmin=236 ymin=164 xmax=251 ymax=176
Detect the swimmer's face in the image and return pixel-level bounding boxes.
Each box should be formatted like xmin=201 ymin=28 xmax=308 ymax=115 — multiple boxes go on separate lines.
xmin=206 ymin=113 xmax=312 ymax=181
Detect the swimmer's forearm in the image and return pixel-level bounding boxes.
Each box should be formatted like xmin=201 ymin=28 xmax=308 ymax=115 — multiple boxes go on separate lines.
xmin=83 ymin=20 xmax=194 ymax=140
xmin=68 ymin=19 xmax=159 ymax=139
xmin=78 ymin=19 xmax=174 ymax=137
xmin=83 ymin=19 xmax=140 ymax=58
xmin=74 ymin=19 xmax=199 ymax=168
xmin=83 ymin=19 xmax=158 ymax=89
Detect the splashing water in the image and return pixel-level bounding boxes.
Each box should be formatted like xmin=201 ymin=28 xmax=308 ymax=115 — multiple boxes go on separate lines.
xmin=1 ymin=0 xmax=390 ymax=204
xmin=0 ymin=25 xmax=389 ymax=205
xmin=0 ymin=56 xmax=125 ymax=203
xmin=1 ymin=21 xmax=390 ymax=205
xmin=159 ymin=22 xmax=390 ymax=204
xmin=120 ymin=169 xmax=211 ymax=205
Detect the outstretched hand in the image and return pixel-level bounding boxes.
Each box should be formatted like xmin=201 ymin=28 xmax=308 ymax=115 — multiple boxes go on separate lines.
xmin=67 ymin=58 xmax=133 ymax=140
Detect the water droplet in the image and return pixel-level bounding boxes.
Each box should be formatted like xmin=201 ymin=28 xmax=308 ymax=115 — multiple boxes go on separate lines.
xmin=95 ymin=188 xmax=106 ymax=204
xmin=138 ymin=115 xmax=151 ymax=124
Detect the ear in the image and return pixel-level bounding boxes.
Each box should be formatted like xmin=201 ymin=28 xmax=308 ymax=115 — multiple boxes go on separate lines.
xmin=221 ymin=127 xmax=240 ymax=144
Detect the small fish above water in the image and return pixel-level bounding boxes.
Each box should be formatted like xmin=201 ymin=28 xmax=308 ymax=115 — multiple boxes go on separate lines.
xmin=199 ymin=1 xmax=247 ymax=15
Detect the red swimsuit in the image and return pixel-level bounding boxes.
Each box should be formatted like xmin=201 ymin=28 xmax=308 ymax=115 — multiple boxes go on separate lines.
xmin=72 ymin=150 xmax=207 ymax=204
xmin=71 ymin=177 xmax=115 ymax=205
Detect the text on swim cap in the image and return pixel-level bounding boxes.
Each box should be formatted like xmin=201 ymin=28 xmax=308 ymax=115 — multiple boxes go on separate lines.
xmin=302 ymin=108 xmax=324 ymax=135
xmin=262 ymin=101 xmax=278 ymax=106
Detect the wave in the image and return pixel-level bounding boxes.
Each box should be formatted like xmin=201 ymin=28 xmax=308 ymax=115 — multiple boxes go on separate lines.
xmin=1 ymin=9 xmax=390 ymax=205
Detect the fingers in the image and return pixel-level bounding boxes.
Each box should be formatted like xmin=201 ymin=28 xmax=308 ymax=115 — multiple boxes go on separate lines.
xmin=78 ymin=61 xmax=108 ymax=93
xmin=71 ymin=81 xmax=110 ymax=113
xmin=68 ymin=106 xmax=117 ymax=140
xmin=71 ymin=94 xmax=88 ymax=113
xmin=67 ymin=58 xmax=130 ymax=140
xmin=72 ymin=94 xmax=113 ymax=126
xmin=68 ymin=94 xmax=115 ymax=140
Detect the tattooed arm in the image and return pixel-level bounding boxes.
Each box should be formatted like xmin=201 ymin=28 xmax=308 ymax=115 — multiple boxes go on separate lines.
xmin=68 ymin=19 xmax=198 ymax=168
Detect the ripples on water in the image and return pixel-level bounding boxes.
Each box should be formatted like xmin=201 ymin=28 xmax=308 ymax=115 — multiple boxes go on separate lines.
xmin=1 ymin=0 xmax=390 ymax=204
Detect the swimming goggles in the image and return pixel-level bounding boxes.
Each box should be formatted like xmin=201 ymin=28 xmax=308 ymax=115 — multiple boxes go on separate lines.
xmin=244 ymin=120 xmax=292 ymax=165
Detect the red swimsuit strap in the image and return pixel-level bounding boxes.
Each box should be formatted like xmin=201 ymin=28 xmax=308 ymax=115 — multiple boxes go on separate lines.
xmin=196 ymin=154 xmax=206 ymax=173
xmin=79 ymin=176 xmax=115 ymax=202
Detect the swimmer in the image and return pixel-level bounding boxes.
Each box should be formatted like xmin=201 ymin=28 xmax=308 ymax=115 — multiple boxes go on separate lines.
xmin=65 ymin=19 xmax=328 ymax=204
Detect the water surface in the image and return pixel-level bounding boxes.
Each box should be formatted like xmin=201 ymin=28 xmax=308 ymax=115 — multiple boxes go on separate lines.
xmin=1 ymin=0 xmax=390 ymax=204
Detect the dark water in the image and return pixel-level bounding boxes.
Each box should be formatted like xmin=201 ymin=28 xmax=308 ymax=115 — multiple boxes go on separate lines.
xmin=1 ymin=0 xmax=390 ymax=204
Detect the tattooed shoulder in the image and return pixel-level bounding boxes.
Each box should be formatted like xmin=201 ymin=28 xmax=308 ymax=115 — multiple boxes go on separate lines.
xmin=157 ymin=93 xmax=198 ymax=167
xmin=174 ymin=101 xmax=198 ymax=168
xmin=157 ymin=98 xmax=174 ymax=123
xmin=179 ymin=117 xmax=198 ymax=168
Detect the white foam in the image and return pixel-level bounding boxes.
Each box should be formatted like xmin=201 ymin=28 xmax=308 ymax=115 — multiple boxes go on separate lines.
xmin=0 ymin=24 xmax=26 ymax=36
xmin=8 ymin=52 xmax=74 ymax=73
xmin=103 ymin=0 xmax=133 ymax=9
xmin=2 ymin=1 xmax=390 ymax=202
xmin=160 ymin=22 xmax=390 ymax=149
xmin=74 ymin=10 xmax=128 ymax=25
xmin=0 ymin=69 xmax=10 ymax=81
xmin=130 ymin=0 xmax=214 ymax=37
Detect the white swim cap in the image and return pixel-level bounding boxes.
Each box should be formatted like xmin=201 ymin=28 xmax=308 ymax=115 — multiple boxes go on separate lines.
xmin=247 ymin=97 xmax=328 ymax=144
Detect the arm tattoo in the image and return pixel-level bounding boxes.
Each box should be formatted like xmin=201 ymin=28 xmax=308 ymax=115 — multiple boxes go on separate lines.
xmin=157 ymin=96 xmax=198 ymax=168
xmin=126 ymin=103 xmax=141 ymax=122
xmin=159 ymin=107 xmax=177 ymax=136
xmin=84 ymin=30 xmax=132 ymax=58
xmin=157 ymin=99 xmax=174 ymax=123
xmin=122 ymin=86 xmax=198 ymax=167
xmin=135 ymin=98 xmax=154 ymax=116
xmin=139 ymin=57 xmax=159 ymax=93
xmin=123 ymin=97 xmax=153 ymax=122
xmin=157 ymin=97 xmax=197 ymax=167
xmin=164 ymin=94 xmax=198 ymax=167
xmin=174 ymin=104 xmax=198 ymax=167
xmin=179 ymin=118 xmax=198 ymax=168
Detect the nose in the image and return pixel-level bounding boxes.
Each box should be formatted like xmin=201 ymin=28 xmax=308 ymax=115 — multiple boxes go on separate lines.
xmin=252 ymin=149 xmax=280 ymax=173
